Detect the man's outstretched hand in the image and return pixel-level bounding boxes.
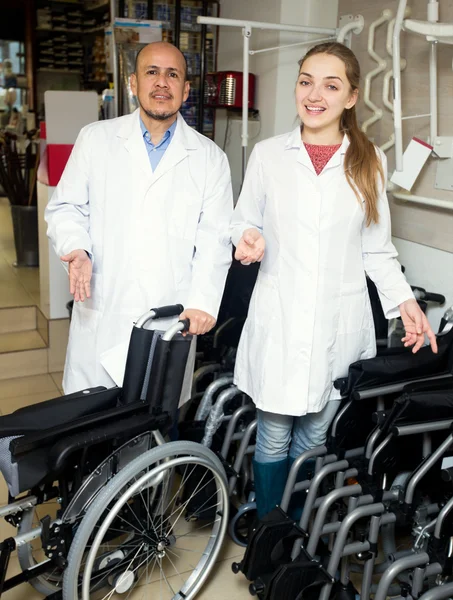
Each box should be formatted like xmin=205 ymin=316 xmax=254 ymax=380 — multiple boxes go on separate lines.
xmin=61 ymin=249 xmax=92 ymax=302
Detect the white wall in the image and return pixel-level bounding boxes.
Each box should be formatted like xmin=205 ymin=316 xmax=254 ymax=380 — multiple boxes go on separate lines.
xmin=215 ymin=0 xmax=339 ymax=200
xmin=393 ymin=237 xmax=453 ymax=332
xmin=215 ymin=0 xmax=281 ymax=200
xmin=274 ymin=0 xmax=339 ymax=135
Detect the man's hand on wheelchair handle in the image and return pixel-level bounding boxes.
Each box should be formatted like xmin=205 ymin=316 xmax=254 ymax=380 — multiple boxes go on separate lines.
xmin=179 ymin=309 xmax=216 ymax=336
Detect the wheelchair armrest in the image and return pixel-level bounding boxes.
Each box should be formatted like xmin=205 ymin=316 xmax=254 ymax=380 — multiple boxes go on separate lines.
xmin=402 ymin=378 xmax=453 ymax=395
xmin=47 ymin=412 xmax=167 ymax=473
xmin=352 ymin=373 xmax=453 ymax=400
xmin=391 ymin=418 xmax=453 ymax=437
xmin=0 ymin=386 xmax=112 ymax=438
xmin=10 ymin=401 xmax=147 ymax=457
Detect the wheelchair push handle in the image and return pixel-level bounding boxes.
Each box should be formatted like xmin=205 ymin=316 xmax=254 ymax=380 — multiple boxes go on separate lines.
xmin=160 ymin=318 xmax=191 ymax=341
xmin=422 ymin=292 xmax=445 ymax=304
xmin=179 ymin=318 xmax=191 ymax=334
xmin=135 ymin=305 xmax=184 ymax=328
xmin=412 ymin=287 xmax=445 ymax=305
xmin=150 ymin=304 xmax=184 ymax=319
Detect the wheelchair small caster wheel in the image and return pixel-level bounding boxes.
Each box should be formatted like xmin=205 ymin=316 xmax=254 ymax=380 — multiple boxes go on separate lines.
xmin=231 ymin=561 xmax=241 ymax=574
xmin=229 ymin=503 xmax=257 ymax=547
xmin=249 ymin=581 xmax=264 ymax=596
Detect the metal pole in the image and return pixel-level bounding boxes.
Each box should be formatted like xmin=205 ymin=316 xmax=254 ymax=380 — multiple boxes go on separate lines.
xmin=374 ymin=553 xmax=430 ymax=600
xmin=197 ymin=0 xmax=208 ymax=134
xmin=110 ymin=0 xmax=118 ymax=118
xmin=392 ymin=0 xmax=408 ymax=172
xmin=147 ymin=0 xmax=154 ymax=19
xmin=175 ymin=0 xmax=181 ymax=48
xmin=429 ymin=41 xmax=438 ymax=145
xmin=242 ymin=26 xmax=251 ymax=182
xmin=198 ymin=16 xmax=337 ymax=36
xmin=25 ymin=0 xmax=36 ymax=112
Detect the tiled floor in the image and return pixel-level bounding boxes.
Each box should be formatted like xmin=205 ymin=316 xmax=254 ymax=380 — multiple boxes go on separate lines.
xmin=0 ymin=197 xmax=40 ymax=308
xmin=0 ymin=373 xmax=250 ymax=600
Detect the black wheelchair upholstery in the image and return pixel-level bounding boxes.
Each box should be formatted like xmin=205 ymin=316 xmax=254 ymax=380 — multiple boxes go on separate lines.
xmin=336 ymin=325 xmax=453 ymax=398
xmin=0 ymin=324 xmax=192 ymax=498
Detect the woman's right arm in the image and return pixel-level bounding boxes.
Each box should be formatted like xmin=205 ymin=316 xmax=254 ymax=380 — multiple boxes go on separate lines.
xmin=230 ymin=145 xmax=266 ymax=247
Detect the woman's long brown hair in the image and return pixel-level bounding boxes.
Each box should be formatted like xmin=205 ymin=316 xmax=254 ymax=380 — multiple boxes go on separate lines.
xmin=299 ymin=42 xmax=383 ymax=226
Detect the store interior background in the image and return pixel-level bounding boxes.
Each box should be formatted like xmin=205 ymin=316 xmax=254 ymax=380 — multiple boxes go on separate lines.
xmin=0 ymin=0 xmax=452 ymax=596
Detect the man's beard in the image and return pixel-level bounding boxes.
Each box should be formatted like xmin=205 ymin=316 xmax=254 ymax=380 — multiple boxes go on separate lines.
xmin=140 ymin=98 xmax=178 ymax=122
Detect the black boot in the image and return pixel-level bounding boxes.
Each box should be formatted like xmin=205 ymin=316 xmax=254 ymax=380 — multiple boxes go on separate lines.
xmin=253 ymin=457 xmax=289 ymax=519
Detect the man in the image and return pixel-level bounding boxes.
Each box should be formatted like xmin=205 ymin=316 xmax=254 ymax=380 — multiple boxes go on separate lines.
xmin=45 ymin=42 xmax=233 ymax=394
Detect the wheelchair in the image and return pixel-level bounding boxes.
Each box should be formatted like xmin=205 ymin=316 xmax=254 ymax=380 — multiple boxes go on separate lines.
xmin=0 ymin=305 xmax=229 ymax=599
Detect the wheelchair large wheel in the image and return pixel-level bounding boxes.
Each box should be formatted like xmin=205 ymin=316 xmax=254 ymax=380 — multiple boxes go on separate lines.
xmin=63 ymin=441 xmax=229 ymax=600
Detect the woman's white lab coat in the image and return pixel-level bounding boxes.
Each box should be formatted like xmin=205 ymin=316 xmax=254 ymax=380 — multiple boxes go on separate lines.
xmin=230 ymin=127 xmax=413 ymax=417
xmin=46 ymin=110 xmax=232 ymax=394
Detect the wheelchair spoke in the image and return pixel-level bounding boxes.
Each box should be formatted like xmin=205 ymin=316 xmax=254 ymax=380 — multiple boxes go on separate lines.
xmin=158 ymin=557 xmax=176 ymax=597
xmin=98 ymin=542 xmax=145 ymax=600
xmin=166 ymin=546 xmax=198 ymax=571
xmin=155 ymin=462 xmax=199 ymax=531
xmin=125 ymin=500 xmax=148 ymax=533
xmin=160 ymin=469 xmax=212 ymax=531
xmin=169 ymin=545 xmax=209 ymax=555
xmin=174 ymin=518 xmax=221 ymax=540
xmin=164 ymin=551 xmax=186 ymax=586
xmin=166 ymin=479 xmax=217 ymax=537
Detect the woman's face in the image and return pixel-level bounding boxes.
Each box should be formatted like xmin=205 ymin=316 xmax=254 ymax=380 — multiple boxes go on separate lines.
xmin=296 ymin=53 xmax=358 ymax=136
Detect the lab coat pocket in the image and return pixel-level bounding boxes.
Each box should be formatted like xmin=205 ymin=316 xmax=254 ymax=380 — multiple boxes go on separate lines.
xmin=337 ymin=287 xmax=371 ymax=335
xmin=332 ymin=327 xmax=375 ymax=382
xmin=333 ymin=288 xmax=375 ymax=379
xmin=169 ymin=236 xmax=195 ymax=289
xmin=252 ymin=271 xmax=278 ymax=325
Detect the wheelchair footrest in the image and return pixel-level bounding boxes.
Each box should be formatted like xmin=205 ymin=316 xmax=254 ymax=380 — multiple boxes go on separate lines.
xmin=254 ymin=553 xmax=333 ymax=600
xmin=234 ymin=506 xmax=307 ymax=582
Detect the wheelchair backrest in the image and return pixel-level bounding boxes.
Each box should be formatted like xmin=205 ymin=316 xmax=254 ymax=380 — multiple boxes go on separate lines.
xmin=121 ymin=326 xmax=191 ymax=419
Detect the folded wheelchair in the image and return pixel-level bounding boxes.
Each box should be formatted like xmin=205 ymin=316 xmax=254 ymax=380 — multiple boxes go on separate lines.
xmin=0 ymin=305 xmax=229 ymax=600
xmin=231 ymin=317 xmax=453 ymax=599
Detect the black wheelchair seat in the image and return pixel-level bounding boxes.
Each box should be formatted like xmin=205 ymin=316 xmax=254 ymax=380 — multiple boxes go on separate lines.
xmin=0 ymin=309 xmax=193 ymax=499
xmin=0 ymin=387 xmax=122 ymax=497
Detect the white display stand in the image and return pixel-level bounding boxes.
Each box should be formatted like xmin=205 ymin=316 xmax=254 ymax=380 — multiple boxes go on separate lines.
xmin=38 ymin=91 xmax=98 ymax=319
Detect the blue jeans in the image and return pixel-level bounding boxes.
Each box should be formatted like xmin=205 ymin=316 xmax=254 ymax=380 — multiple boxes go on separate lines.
xmin=255 ymin=401 xmax=341 ymax=463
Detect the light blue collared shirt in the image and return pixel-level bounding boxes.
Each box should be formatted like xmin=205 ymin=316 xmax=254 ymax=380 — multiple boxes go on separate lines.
xmin=140 ymin=118 xmax=177 ymax=172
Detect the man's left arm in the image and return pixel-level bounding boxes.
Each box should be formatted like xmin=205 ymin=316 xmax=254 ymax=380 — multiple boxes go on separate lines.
xmin=181 ymin=150 xmax=233 ymax=334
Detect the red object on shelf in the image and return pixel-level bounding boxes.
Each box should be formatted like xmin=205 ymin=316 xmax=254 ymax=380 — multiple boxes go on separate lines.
xmin=205 ymin=72 xmax=256 ymax=109
xmin=40 ymin=122 xmax=46 ymax=139
xmin=47 ymin=144 xmax=74 ymax=187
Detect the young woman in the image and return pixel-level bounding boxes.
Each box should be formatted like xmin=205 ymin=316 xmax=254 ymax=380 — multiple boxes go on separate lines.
xmin=230 ymin=42 xmax=438 ymax=519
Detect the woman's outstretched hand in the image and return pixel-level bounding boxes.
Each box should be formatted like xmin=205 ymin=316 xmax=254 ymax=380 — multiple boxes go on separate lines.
xmin=235 ymin=228 xmax=265 ymax=265
xmin=399 ymin=298 xmax=438 ymax=354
